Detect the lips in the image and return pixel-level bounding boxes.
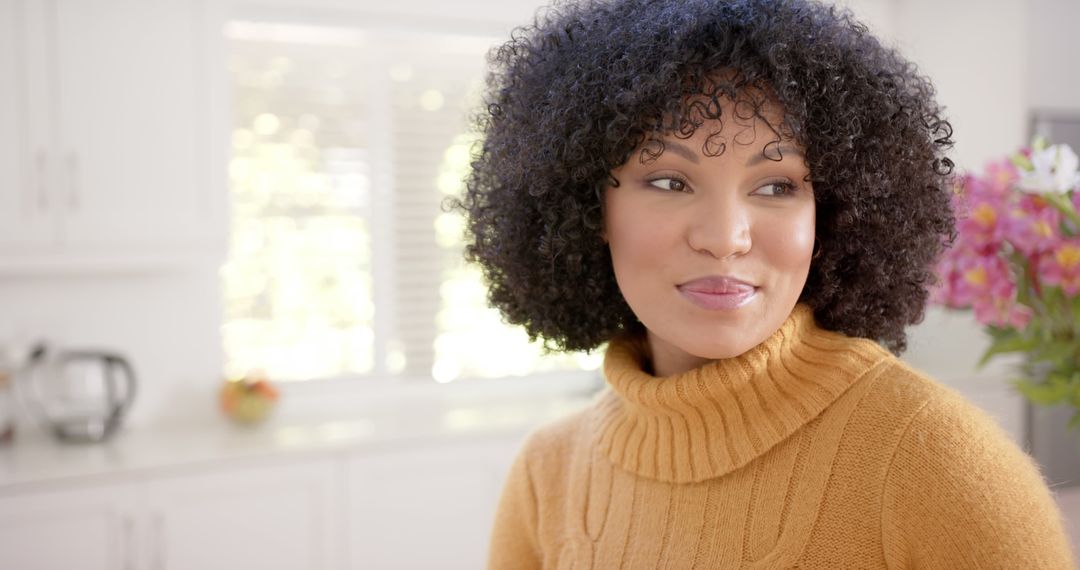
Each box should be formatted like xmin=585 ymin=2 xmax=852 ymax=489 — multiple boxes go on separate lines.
xmin=677 ymin=275 xmax=757 ymax=310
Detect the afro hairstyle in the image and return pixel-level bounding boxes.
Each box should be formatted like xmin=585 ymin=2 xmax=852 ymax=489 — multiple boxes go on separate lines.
xmin=451 ymin=0 xmax=956 ymax=354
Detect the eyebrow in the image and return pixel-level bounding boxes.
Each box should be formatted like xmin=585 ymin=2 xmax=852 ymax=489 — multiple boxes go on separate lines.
xmin=747 ymin=144 xmax=804 ymax=167
xmin=658 ymin=140 xmax=700 ymax=164
xmin=659 ymin=140 xmax=805 ymax=166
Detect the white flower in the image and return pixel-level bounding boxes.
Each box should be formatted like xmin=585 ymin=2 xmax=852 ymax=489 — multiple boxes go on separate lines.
xmin=1018 ymin=143 xmax=1080 ymax=194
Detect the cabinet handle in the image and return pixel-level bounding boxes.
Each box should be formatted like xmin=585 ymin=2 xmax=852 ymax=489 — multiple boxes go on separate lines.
xmin=153 ymin=512 xmax=167 ymax=570
xmin=34 ymin=149 xmax=48 ymax=211
xmin=66 ymin=151 xmax=79 ymax=211
xmin=122 ymin=515 xmax=135 ymax=570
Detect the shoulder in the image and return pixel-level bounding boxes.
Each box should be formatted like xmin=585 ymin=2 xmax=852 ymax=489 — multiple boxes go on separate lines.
xmin=516 ymin=403 xmax=594 ymax=473
xmin=833 ymin=339 xmax=1026 ymax=467
xmin=840 ymin=338 xmax=986 ymax=432
xmin=883 ymin=362 xmax=1031 ymax=487
xmin=875 ymin=359 xmax=1074 ymax=566
xmin=840 ymin=345 xmax=1043 ymax=493
xmin=870 ymin=351 xmax=1010 ymax=445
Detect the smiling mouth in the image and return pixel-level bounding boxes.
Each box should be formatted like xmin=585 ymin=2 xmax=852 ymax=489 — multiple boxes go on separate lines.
xmin=676 ymin=277 xmax=757 ymax=310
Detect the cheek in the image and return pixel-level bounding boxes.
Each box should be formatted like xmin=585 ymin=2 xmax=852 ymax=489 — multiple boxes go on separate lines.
xmin=604 ymin=194 xmax=675 ymax=284
xmin=757 ymin=208 xmax=816 ymax=273
xmin=604 ymin=193 xmax=660 ymax=258
xmin=607 ymin=215 xmax=667 ymax=269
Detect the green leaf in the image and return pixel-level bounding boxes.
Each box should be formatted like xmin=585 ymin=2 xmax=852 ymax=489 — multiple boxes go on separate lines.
xmin=1011 ymin=153 xmax=1034 ymax=171
xmin=1006 ymin=251 xmax=1037 ymax=307
xmin=1068 ymin=411 xmax=1080 ymax=431
xmin=1013 ymin=376 xmax=1072 ymax=406
xmin=1044 ymin=192 xmax=1080 ymax=230
xmin=1061 ymin=218 xmax=1078 ymax=238
xmin=1073 ymin=296 xmax=1080 ymax=336
xmin=1069 ymin=377 xmax=1080 ymax=409
xmin=1031 ymin=340 xmax=1077 ymax=368
xmin=978 ymin=333 xmax=1040 ymax=368
xmin=985 ymin=325 xmax=1015 ymax=341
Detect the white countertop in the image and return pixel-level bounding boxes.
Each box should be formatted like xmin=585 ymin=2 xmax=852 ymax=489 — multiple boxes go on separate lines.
xmin=0 ymin=394 xmax=595 ymax=494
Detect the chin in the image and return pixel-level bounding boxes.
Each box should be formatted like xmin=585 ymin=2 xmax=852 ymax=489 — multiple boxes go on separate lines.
xmin=690 ymin=339 xmax=756 ymax=361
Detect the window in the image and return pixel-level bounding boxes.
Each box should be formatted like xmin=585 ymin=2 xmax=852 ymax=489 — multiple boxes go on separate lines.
xmin=222 ymin=22 xmax=603 ymax=383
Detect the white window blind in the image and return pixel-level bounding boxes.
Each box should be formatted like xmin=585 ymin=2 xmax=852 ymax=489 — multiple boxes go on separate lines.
xmin=222 ymin=21 xmax=603 ymax=383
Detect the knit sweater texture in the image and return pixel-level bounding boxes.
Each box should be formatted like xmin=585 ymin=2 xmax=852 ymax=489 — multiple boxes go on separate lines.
xmin=487 ymin=304 xmax=1076 ymax=569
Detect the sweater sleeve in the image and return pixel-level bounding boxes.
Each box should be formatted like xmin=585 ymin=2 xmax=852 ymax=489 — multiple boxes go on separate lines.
xmin=488 ymin=442 xmax=543 ymax=570
xmin=881 ymin=392 xmax=1076 ymax=569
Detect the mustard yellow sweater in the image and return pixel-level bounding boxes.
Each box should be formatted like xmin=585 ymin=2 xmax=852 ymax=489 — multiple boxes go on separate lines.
xmin=488 ymin=304 xmax=1076 ymax=569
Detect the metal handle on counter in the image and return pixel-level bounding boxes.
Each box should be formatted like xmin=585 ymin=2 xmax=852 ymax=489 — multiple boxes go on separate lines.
xmin=66 ymin=151 xmax=79 ymax=211
xmin=35 ymin=149 xmax=48 ymax=211
xmin=122 ymin=515 xmax=135 ymax=570
xmin=152 ymin=511 xmax=166 ymax=570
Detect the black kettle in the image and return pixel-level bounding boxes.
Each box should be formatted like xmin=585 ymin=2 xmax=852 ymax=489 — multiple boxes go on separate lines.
xmin=21 ymin=342 xmax=138 ymax=443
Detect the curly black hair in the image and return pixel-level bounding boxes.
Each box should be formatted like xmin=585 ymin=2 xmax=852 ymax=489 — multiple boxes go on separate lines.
xmin=451 ymin=0 xmax=956 ymax=355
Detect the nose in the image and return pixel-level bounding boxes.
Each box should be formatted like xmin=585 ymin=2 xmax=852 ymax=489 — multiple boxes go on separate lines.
xmin=685 ymin=190 xmax=752 ymax=259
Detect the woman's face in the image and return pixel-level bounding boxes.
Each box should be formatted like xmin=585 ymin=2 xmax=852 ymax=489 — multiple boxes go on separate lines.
xmin=604 ymin=100 xmax=816 ymax=377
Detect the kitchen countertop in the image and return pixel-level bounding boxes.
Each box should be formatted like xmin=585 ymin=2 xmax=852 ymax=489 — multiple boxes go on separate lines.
xmin=0 ymin=394 xmax=596 ymax=494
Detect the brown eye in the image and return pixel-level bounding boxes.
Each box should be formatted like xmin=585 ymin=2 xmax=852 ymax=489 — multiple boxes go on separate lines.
xmin=648 ymin=177 xmax=688 ymax=192
xmin=753 ymin=181 xmax=797 ymax=197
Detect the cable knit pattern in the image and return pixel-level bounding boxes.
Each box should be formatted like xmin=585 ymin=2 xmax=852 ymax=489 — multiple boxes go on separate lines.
xmin=488 ymin=304 xmax=1076 ymax=569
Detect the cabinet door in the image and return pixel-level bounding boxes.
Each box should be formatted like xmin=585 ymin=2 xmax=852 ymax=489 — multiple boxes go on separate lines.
xmin=0 ymin=0 xmax=58 ymax=248
xmin=0 ymin=483 xmax=141 ymax=570
xmin=51 ymin=0 xmax=218 ymax=250
xmin=346 ymin=437 xmax=522 ymax=570
xmin=145 ymin=459 xmax=339 ymax=570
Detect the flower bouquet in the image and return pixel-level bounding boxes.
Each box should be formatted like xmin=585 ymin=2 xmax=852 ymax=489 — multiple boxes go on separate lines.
xmin=933 ymin=138 xmax=1080 ymax=428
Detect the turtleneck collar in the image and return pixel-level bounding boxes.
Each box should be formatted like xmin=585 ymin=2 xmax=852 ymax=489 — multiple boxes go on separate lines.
xmin=592 ymin=303 xmax=892 ymax=483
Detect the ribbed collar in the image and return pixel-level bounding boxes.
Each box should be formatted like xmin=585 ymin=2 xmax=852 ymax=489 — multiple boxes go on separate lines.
xmin=592 ymin=303 xmax=891 ymax=483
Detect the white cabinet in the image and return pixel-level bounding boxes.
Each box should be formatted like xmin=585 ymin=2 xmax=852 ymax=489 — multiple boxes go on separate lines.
xmin=0 ymin=0 xmax=226 ymax=267
xmin=0 ymin=432 xmax=530 ymax=570
xmin=346 ymin=437 xmax=522 ymax=570
xmin=145 ymin=460 xmax=340 ymax=570
xmin=0 ymin=0 xmax=55 ymax=247
xmin=0 ymin=482 xmax=140 ymax=570
xmin=0 ymin=459 xmax=340 ymax=570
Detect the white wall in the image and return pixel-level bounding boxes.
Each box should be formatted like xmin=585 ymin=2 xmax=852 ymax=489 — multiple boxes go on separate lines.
xmin=0 ymin=267 xmax=226 ymax=428
xmin=1029 ymin=0 xmax=1080 ymax=113
xmin=890 ymin=0 xmax=1030 ymax=172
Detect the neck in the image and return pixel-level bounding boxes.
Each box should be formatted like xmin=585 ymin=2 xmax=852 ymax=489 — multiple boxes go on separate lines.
xmin=644 ymin=329 xmax=713 ymax=377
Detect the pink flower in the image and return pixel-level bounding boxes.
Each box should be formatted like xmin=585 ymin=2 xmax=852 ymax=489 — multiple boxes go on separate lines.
xmin=955 ymin=198 xmax=1005 ymax=253
xmin=933 ymin=140 xmax=1080 ymax=336
xmin=973 ymin=297 xmax=1033 ymax=329
xmin=958 ymin=252 xmax=1012 ymax=300
xmin=1002 ymin=194 xmax=1062 ymax=256
xmin=931 ymin=248 xmax=971 ymax=308
xmin=984 ymin=159 xmax=1020 ymax=195
xmin=955 ymin=253 xmax=1022 ymax=326
xmin=1039 ymin=240 xmax=1080 ymax=295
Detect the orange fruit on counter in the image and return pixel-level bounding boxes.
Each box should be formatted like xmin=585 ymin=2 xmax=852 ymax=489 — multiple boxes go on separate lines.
xmin=218 ymin=375 xmax=279 ymax=425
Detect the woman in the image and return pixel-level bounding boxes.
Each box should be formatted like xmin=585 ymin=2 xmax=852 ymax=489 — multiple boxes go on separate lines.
xmin=454 ymin=0 xmax=1076 ymax=567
